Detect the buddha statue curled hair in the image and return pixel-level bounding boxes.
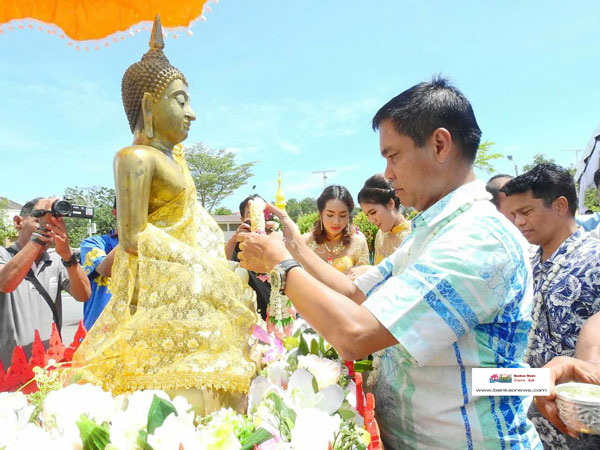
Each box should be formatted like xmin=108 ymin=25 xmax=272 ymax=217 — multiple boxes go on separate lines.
xmin=121 ymin=27 xmax=188 ymax=133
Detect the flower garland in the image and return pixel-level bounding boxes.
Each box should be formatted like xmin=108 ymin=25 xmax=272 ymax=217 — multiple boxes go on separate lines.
xmin=523 ymin=233 xmax=587 ymax=365
xmin=248 ymin=199 xmax=297 ymax=338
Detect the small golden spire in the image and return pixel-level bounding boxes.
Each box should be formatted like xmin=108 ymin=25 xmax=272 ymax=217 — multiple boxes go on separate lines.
xmin=274 ymin=171 xmax=286 ymax=211
xmin=149 ymin=14 xmax=165 ymax=50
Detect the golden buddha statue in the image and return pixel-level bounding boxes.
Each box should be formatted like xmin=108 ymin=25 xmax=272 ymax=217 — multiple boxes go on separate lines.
xmin=73 ymin=16 xmax=257 ymax=413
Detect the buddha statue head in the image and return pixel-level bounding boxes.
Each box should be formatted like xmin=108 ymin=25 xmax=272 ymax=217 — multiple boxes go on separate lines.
xmin=121 ymin=15 xmax=196 ymax=147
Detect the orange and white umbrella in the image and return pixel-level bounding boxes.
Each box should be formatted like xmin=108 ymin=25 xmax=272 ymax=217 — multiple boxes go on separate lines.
xmin=0 ymin=0 xmax=216 ymax=43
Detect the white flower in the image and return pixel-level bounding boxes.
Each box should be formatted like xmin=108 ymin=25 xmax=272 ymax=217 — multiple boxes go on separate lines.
xmin=109 ymin=390 xmax=172 ymax=450
xmin=266 ymin=360 xmax=290 ymax=388
xmin=0 ymin=392 xmax=34 ymax=447
xmin=290 ymin=408 xmax=341 ymax=450
xmin=42 ymin=384 xmax=119 ymax=447
xmin=147 ymin=413 xmax=198 ymax=450
xmin=297 ymin=354 xmax=341 ymax=389
xmin=195 ymin=416 xmax=241 ymax=450
xmin=5 ymin=423 xmax=72 ymax=450
xmin=286 ymin=369 xmax=345 ymax=414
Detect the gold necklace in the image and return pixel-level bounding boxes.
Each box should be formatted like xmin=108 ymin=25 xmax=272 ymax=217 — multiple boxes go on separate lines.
xmin=322 ymin=239 xmax=345 ymax=255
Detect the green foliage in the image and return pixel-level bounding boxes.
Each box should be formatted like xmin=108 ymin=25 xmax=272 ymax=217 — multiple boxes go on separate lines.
xmin=474 ymin=140 xmax=504 ymax=174
xmin=296 ymin=212 xmax=319 ymax=234
xmin=184 ymin=143 xmax=256 ymax=213
xmin=0 ymin=197 xmax=17 ymax=245
xmin=522 ymin=153 xmax=556 ymax=172
xmin=240 ymin=428 xmax=273 ymax=450
xmin=77 ymin=415 xmax=110 ymax=450
xmin=213 ymin=206 xmax=233 ymax=215
xmin=584 ymin=187 xmax=600 ymax=212
xmin=285 ymin=197 xmax=317 ymax=222
xmin=352 ymin=211 xmax=378 ymax=254
xmin=266 ymin=391 xmax=296 ymax=442
xmin=146 ymin=395 xmax=177 ymax=435
xmin=63 ymin=186 xmax=116 ymax=248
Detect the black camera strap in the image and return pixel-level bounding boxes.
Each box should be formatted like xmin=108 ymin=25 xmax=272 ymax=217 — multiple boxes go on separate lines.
xmin=5 ymin=247 xmax=62 ymax=337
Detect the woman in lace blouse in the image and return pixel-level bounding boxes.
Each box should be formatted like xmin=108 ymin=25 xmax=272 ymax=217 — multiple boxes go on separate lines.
xmin=347 ymin=175 xmax=411 ymax=280
xmin=302 ymin=185 xmax=369 ymax=273
xmin=359 ymin=174 xmax=411 ymax=264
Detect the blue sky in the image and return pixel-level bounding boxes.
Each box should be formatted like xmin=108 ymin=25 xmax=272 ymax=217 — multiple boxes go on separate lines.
xmin=1 ymin=1 xmax=599 ymax=212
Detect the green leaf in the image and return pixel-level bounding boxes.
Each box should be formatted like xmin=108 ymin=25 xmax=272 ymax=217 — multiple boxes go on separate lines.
xmin=298 ymin=335 xmax=309 ymax=356
xmin=239 ymin=427 xmax=274 ymax=450
xmin=282 ymin=336 xmax=299 ymax=350
xmin=337 ymin=408 xmax=357 ymax=421
xmin=77 ymin=415 xmax=110 ymax=450
xmin=353 ymin=360 xmax=373 ymax=372
xmin=322 ymin=346 xmax=339 ymax=360
xmin=267 ymin=392 xmax=296 ymax=424
xmin=146 ymin=395 xmax=177 ymax=435
xmin=310 ymin=338 xmax=320 ymax=355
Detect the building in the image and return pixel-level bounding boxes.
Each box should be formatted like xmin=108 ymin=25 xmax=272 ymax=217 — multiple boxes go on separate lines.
xmin=211 ymin=213 xmax=242 ymax=241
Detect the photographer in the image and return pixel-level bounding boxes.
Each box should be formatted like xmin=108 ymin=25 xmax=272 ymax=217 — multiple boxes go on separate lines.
xmin=0 ymin=197 xmax=91 ymax=368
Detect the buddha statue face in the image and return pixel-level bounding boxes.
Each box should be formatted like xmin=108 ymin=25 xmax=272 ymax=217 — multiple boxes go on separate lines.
xmin=143 ymin=78 xmax=196 ymax=147
xmin=122 ymin=16 xmax=196 ymax=148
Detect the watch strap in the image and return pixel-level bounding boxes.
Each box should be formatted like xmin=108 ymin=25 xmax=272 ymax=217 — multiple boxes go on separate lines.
xmin=276 ymin=259 xmax=303 ymax=293
xmin=62 ymin=253 xmax=79 ymax=268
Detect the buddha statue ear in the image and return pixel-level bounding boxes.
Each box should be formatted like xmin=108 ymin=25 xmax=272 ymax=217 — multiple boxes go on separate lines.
xmin=141 ymin=92 xmax=154 ymax=139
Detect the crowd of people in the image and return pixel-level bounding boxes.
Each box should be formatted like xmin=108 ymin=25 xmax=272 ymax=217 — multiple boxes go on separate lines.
xmin=1 ymin=76 xmax=600 ymax=449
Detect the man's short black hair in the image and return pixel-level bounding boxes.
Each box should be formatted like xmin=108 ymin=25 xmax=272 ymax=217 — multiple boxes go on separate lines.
xmin=239 ymin=194 xmax=265 ymax=218
xmin=594 ymin=168 xmax=600 ymax=188
xmin=19 ymin=197 xmax=43 ymax=217
xmin=372 ymin=75 xmax=482 ymax=163
xmin=485 ymin=174 xmax=513 ymax=207
xmin=500 ymin=163 xmax=577 ymax=216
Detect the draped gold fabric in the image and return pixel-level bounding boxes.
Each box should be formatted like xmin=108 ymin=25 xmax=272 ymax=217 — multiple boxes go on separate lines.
xmin=373 ymin=221 xmax=411 ymax=264
xmin=73 ymin=150 xmax=256 ymax=395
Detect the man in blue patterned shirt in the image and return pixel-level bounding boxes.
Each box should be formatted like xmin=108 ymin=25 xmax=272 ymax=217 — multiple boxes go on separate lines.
xmin=502 ymin=163 xmax=600 ymax=449
xmin=238 ymin=77 xmax=542 ymax=449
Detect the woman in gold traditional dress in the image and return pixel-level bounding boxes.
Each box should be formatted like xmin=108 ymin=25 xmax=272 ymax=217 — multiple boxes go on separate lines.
xmin=73 ymin=18 xmax=256 ymax=412
xmin=358 ymin=174 xmax=410 ymax=264
xmin=346 ymin=174 xmax=411 ymax=280
xmin=302 ymin=185 xmax=369 ymax=273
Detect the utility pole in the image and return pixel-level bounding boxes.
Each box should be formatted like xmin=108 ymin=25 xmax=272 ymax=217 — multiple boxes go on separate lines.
xmin=561 ymin=149 xmax=583 ymax=166
xmin=312 ymin=170 xmax=336 ymax=189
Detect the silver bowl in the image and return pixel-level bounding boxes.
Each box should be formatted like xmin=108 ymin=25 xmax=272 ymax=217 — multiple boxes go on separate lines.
xmin=555 ymin=382 xmax=600 ymax=435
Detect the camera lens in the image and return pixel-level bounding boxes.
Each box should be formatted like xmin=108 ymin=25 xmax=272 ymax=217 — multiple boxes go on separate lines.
xmin=52 ymin=199 xmax=72 ymax=217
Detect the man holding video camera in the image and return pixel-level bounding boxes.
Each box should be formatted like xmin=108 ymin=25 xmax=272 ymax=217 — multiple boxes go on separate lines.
xmin=0 ymin=197 xmax=91 ymax=368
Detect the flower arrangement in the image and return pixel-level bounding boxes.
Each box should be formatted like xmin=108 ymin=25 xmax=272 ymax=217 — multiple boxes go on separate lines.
xmin=0 ymin=321 xmax=380 ymax=450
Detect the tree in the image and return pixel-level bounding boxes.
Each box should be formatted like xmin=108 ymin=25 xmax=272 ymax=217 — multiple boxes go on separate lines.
xmin=285 ymin=197 xmax=317 ymax=222
xmin=0 ymin=198 xmax=17 ymax=246
xmin=63 ymin=186 xmax=116 ymax=248
xmin=584 ymin=187 xmax=600 ymax=213
xmin=184 ymin=143 xmax=256 ymax=213
xmin=474 ymin=140 xmax=504 ymax=174
xmin=353 ymin=211 xmax=378 ymax=256
xmin=213 ymin=206 xmax=233 ymax=215
xmin=296 ymin=212 xmax=319 ymax=234
xmin=522 ymin=153 xmax=556 ymax=172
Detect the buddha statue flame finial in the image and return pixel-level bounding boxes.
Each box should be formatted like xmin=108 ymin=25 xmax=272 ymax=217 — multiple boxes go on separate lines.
xmin=121 ymin=14 xmax=187 ymax=133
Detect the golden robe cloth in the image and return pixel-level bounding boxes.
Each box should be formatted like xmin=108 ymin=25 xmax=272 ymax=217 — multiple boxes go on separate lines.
xmin=73 ymin=150 xmax=256 ymax=395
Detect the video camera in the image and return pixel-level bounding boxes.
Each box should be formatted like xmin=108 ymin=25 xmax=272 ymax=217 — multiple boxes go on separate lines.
xmin=31 ymin=199 xmax=94 ymax=220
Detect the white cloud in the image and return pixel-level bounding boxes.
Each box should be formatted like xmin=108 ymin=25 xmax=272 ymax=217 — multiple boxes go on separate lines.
xmin=280 ymin=140 xmax=301 ymax=155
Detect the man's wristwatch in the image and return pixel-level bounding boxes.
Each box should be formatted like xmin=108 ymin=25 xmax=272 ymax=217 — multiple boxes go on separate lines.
xmin=62 ymin=254 xmax=79 ymax=268
xmin=269 ymin=259 xmax=303 ymax=294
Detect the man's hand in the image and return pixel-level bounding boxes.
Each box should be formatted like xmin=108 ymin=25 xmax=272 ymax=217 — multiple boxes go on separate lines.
xmin=237 ymin=231 xmax=292 ymax=273
xmin=265 ymin=203 xmax=300 ymax=246
xmin=44 ymin=216 xmax=72 ymax=260
xmin=345 ymin=265 xmax=371 ymax=280
xmin=535 ymin=356 xmax=600 ymax=438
